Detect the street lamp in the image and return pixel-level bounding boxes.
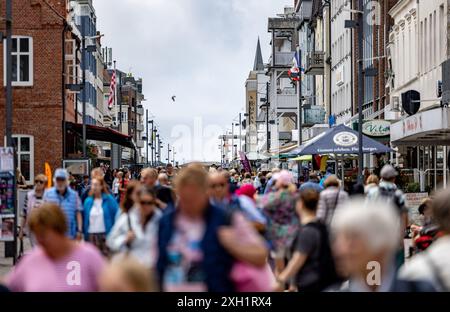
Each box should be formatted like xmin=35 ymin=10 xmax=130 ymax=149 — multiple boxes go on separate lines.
xmin=80 ymin=33 xmax=104 ymax=158
xmin=147 ymin=119 xmax=154 ymax=167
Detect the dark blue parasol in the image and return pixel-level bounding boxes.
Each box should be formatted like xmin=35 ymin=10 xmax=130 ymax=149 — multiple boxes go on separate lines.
xmin=289 ymin=124 xmax=393 ymax=156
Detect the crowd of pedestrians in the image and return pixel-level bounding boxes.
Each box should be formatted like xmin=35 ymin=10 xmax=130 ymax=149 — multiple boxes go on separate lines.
xmin=1 ymin=162 xmax=450 ymax=292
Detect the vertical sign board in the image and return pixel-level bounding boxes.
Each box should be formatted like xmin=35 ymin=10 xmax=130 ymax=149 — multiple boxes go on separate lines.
xmin=239 ymin=152 xmax=252 ymax=173
xmin=0 ymin=147 xmax=17 ymax=261
xmin=404 ymin=192 xmax=429 ymax=225
xmin=247 ymin=88 xmax=257 ymax=148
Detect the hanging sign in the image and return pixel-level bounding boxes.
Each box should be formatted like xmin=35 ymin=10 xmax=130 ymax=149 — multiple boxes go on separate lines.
xmin=363 ymin=120 xmax=391 ymax=137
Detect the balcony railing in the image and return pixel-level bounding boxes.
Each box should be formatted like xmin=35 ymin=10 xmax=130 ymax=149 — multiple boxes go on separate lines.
xmin=270 ymin=51 xmax=295 ymax=68
xmin=305 ymin=51 xmax=325 ymax=75
xmin=269 ymin=89 xmax=298 ymax=112
xmin=303 ymin=106 xmax=326 ymax=126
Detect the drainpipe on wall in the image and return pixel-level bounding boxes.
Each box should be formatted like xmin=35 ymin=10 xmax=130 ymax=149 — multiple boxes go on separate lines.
xmin=62 ymin=21 xmax=69 ymax=160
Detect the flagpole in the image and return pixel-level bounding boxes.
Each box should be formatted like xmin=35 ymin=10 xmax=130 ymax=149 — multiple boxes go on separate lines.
xmin=114 ymin=60 xmax=122 ymax=168
xmin=297 ymin=47 xmax=303 ymax=184
xmin=114 ymin=61 xmax=118 ymax=129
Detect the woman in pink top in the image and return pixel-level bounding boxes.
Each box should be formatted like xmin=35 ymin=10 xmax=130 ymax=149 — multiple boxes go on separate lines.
xmin=5 ymin=203 xmax=105 ymax=292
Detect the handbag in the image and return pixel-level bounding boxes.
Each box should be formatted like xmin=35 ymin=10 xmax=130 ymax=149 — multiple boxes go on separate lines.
xmin=230 ymin=262 xmax=275 ymax=292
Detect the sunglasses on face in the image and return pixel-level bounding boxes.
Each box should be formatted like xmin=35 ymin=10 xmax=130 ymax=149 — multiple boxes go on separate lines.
xmin=35 ymin=180 xmax=45 ymax=184
xmin=140 ymin=200 xmax=156 ymax=206
xmin=56 ymin=178 xmax=66 ymax=182
xmin=210 ymin=183 xmax=227 ymax=189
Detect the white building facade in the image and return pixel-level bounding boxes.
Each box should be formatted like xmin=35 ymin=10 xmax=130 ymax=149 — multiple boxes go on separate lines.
xmin=330 ymin=0 xmax=353 ymax=125
xmin=389 ymin=0 xmax=450 ymax=190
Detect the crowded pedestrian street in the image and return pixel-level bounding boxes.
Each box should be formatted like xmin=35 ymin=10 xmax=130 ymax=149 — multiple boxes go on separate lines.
xmin=1 ymin=0 xmax=450 ymax=307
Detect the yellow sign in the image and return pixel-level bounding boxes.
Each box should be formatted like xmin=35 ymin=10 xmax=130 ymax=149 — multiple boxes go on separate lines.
xmin=44 ymin=162 xmax=52 ymax=188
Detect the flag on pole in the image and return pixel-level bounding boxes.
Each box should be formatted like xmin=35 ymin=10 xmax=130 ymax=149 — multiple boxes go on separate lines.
xmin=288 ymin=51 xmax=301 ymax=82
xmin=108 ymin=70 xmax=116 ymax=110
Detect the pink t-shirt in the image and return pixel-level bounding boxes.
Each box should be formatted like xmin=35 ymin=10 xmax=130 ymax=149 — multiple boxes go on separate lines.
xmin=6 ymin=243 xmax=105 ymax=292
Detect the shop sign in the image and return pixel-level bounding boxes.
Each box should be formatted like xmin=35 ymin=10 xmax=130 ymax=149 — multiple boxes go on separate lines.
xmin=363 ymin=120 xmax=391 ymax=137
xmin=402 ymin=115 xmax=423 ymax=137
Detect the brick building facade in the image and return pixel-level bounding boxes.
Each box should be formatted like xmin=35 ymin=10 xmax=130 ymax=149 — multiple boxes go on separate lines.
xmin=352 ymin=0 xmax=398 ymax=118
xmin=0 ymin=0 xmax=76 ymax=183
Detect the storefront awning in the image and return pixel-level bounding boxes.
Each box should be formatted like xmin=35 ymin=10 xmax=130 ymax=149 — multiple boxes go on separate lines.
xmin=65 ymin=122 xmax=136 ymax=149
xmin=391 ymin=107 xmax=450 ymax=146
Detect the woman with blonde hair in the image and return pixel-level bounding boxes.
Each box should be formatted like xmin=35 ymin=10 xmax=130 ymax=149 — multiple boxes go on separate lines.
xmin=364 ymin=174 xmax=379 ymax=194
xmin=98 ymin=256 xmax=157 ymax=292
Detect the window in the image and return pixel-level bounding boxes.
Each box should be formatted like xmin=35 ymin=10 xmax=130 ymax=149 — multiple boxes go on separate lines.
xmin=120 ymin=112 xmax=128 ymax=122
xmin=3 ymin=36 xmax=33 ymax=86
xmin=4 ymin=135 xmax=34 ymax=183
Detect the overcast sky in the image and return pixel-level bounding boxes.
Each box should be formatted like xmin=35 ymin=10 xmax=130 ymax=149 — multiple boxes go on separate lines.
xmin=95 ymin=0 xmax=293 ymax=163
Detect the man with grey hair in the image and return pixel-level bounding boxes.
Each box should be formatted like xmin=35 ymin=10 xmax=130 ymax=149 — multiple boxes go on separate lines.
xmin=399 ymin=188 xmax=450 ymax=291
xmin=330 ymin=198 xmax=434 ymax=292
xmin=158 ymin=173 xmax=169 ymax=186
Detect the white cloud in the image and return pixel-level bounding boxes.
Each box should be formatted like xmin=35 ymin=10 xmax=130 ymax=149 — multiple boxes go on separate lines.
xmin=95 ymin=0 xmax=293 ymax=162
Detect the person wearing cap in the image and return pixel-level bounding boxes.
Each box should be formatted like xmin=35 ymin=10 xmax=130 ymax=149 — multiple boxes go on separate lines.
xmin=43 ymin=168 xmax=83 ymax=240
xmin=367 ymin=164 xmax=408 ymax=267
xmin=299 ymin=172 xmax=324 ymax=193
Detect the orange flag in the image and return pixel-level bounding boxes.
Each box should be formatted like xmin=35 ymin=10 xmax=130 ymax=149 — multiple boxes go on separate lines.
xmin=44 ymin=162 xmax=52 ymax=188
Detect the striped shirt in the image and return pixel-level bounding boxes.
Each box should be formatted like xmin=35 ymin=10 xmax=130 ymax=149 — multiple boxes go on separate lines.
xmin=43 ymin=187 xmax=82 ymax=239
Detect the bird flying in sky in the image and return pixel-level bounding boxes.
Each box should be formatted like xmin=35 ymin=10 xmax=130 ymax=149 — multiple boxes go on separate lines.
xmin=171 ymin=95 xmax=176 ymax=102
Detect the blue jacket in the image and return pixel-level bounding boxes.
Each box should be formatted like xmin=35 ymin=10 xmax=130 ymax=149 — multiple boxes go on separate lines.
xmin=83 ymin=193 xmax=118 ymax=239
xmin=157 ymin=204 xmax=235 ymax=292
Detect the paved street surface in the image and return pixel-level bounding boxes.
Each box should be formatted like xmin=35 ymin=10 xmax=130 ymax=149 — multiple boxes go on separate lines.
xmin=0 ymin=240 xmax=31 ymax=277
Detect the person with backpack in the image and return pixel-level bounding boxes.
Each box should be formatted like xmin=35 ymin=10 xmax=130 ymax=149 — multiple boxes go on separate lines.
xmin=274 ymin=188 xmax=339 ymax=292
xmin=317 ymin=175 xmax=349 ymax=227
xmin=366 ymin=164 xmax=408 ymax=267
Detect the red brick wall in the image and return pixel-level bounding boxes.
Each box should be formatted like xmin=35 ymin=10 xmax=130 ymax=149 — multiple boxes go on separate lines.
xmin=0 ymin=0 xmax=75 ymax=177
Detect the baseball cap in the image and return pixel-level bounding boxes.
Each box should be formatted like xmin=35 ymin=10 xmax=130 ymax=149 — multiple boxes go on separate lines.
xmin=54 ymin=168 xmax=69 ymax=180
xmin=380 ymin=164 xmax=398 ymax=179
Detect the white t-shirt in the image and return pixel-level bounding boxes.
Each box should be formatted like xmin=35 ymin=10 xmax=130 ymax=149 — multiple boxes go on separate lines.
xmin=112 ymin=178 xmax=119 ymax=195
xmin=89 ymin=198 xmax=106 ymax=234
